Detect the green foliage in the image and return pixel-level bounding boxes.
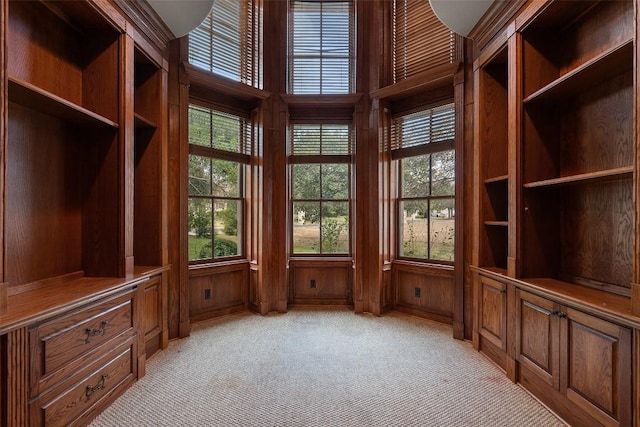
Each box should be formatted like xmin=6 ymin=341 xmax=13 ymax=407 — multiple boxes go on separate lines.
xmin=321 ymin=219 xmax=347 ymax=253
xmin=217 ymin=203 xmax=238 ymax=235
xmin=188 ymin=199 xmax=212 ymax=238
xmin=198 ymin=239 xmax=239 ymax=259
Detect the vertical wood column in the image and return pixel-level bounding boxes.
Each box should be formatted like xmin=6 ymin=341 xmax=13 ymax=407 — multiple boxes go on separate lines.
xmin=353 ymin=0 xmax=382 ymax=315
xmin=121 ymin=33 xmax=135 ymax=277
xmin=0 ymin=0 xmax=6 ymax=316
xmin=259 ymin=0 xmax=288 ymax=314
xmin=167 ymin=38 xmax=191 ymax=338
xmin=7 ymin=328 xmax=28 ymax=426
xmin=453 ymin=39 xmax=466 ymax=339
xmin=633 ymin=0 xmax=640 ymax=317
xmin=464 ymin=38 xmax=477 ymax=342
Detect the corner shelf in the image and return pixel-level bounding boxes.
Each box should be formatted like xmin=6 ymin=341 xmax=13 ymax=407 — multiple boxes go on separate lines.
xmin=134 ymin=112 xmax=157 ymax=129
xmin=484 ymin=221 xmax=508 ymax=227
xmin=484 ymin=175 xmax=508 ymax=185
xmin=523 ymin=40 xmax=633 ymax=103
xmin=523 ymin=166 xmax=633 ymax=189
xmin=8 ymin=76 xmax=119 ymax=128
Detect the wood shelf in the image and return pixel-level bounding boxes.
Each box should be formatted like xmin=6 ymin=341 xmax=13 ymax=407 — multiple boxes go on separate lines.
xmin=7 ymin=76 xmax=119 ymax=128
xmin=484 ymin=221 xmax=508 ymax=227
xmin=523 ymin=40 xmax=633 ymax=104
xmin=371 ymin=62 xmax=460 ymax=101
xmin=523 ymin=166 xmax=633 ymax=189
xmin=134 ymin=112 xmax=157 ymax=129
xmin=484 ymin=175 xmax=508 ymax=185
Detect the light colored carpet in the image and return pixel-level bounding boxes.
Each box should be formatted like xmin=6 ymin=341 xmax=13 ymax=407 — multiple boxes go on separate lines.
xmin=90 ymin=308 xmax=566 ymax=426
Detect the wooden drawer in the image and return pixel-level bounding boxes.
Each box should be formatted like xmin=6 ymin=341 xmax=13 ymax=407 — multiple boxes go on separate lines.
xmin=30 ymin=290 xmax=135 ymax=396
xmin=31 ymin=338 xmax=136 ymax=427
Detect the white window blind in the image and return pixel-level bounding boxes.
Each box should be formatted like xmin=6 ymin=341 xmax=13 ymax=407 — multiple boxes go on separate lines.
xmin=393 ymin=0 xmax=455 ymax=82
xmin=391 ymin=103 xmax=455 ymax=151
xmin=289 ymin=0 xmax=354 ymax=94
xmin=290 ymin=124 xmax=353 ymax=156
xmin=189 ymin=0 xmax=262 ymax=88
xmin=189 ymin=105 xmax=251 ymax=156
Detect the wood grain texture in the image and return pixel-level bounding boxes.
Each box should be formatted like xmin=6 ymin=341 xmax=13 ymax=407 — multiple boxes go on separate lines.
xmin=516 ymin=290 xmax=559 ymax=389
xmin=563 ymin=308 xmax=632 ymax=426
xmin=478 ymin=275 xmax=506 ymax=351
xmin=289 ymin=260 xmax=352 ymax=305
xmin=393 ymin=263 xmax=454 ymax=320
xmin=189 ymin=262 xmax=248 ymax=320
xmin=6 ymin=104 xmax=83 ymax=285
xmin=7 ymin=328 xmax=29 ymax=427
xmin=29 ymin=292 xmax=135 ymax=399
xmin=560 ymin=181 xmax=633 ymax=292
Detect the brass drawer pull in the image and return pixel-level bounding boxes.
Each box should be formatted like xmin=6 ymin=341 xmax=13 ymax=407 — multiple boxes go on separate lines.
xmin=85 ymin=374 xmax=108 ymax=402
xmin=85 ymin=321 xmax=109 ymax=343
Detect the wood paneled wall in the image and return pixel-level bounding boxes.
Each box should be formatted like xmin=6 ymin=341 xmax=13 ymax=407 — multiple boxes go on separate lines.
xmin=393 ymin=262 xmax=455 ymax=323
xmin=189 ymin=263 xmax=249 ymax=321
xmin=170 ymin=0 xmax=467 ymax=332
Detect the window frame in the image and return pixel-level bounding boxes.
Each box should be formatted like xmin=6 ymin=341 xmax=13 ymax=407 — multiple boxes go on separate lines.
xmin=288 ymin=122 xmax=354 ymax=256
xmin=188 ymin=0 xmax=263 ymax=88
xmin=187 ymin=102 xmax=251 ymax=264
xmin=288 ymin=0 xmax=355 ymax=95
xmin=391 ymin=103 xmax=455 ymax=265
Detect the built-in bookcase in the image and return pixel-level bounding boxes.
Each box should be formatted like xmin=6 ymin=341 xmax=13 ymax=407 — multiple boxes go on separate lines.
xmin=519 ymin=0 xmax=633 ymax=296
xmin=475 ymin=43 xmax=509 ymax=273
xmin=6 ymin=0 xmax=122 ymax=284
xmin=134 ymin=47 xmax=166 ymax=269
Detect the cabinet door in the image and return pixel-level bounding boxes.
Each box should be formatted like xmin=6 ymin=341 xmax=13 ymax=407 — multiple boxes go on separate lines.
xmin=142 ymin=275 xmax=163 ymax=357
xmin=478 ymin=275 xmax=507 ymax=351
xmin=516 ymin=290 xmax=560 ymax=389
xmin=561 ymin=308 xmax=632 ymax=427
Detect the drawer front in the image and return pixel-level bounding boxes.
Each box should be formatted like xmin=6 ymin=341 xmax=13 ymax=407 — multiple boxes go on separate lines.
xmin=34 ymin=339 xmax=135 ymax=427
xmin=31 ymin=291 xmax=135 ymax=385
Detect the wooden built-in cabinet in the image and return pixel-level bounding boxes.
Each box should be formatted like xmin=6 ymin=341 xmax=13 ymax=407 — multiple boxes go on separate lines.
xmin=471 ymin=0 xmax=639 ymax=425
xmin=516 ymin=289 xmax=632 ymax=427
xmin=474 ymin=274 xmax=508 ymax=371
xmin=0 ymin=0 xmax=171 ymax=425
xmin=474 ymin=37 xmax=509 ymax=274
xmin=519 ymin=0 xmax=634 ymax=296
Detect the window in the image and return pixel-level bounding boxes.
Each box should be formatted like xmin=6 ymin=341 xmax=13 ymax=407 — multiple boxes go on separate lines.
xmin=393 ymin=0 xmax=455 ymax=82
xmin=290 ymin=124 xmax=353 ymax=254
xmin=188 ymin=105 xmax=251 ymax=262
xmin=189 ymin=0 xmax=262 ymax=88
xmin=392 ymin=104 xmax=455 ymax=262
xmin=289 ymin=0 xmax=354 ymax=94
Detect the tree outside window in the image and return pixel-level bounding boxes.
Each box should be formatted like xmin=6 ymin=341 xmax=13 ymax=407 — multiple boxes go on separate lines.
xmin=393 ymin=104 xmax=455 ymax=263
xmin=290 ymin=124 xmax=352 ymax=255
xmin=188 ymin=105 xmax=249 ymax=262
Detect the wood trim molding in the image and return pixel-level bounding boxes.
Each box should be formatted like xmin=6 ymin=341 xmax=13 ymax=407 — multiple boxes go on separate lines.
xmin=112 ymin=0 xmax=174 ymax=50
xmin=185 ymin=63 xmax=271 ymax=102
xmin=371 ymin=62 xmax=460 ymax=101
xmin=468 ymin=0 xmax=526 ymax=54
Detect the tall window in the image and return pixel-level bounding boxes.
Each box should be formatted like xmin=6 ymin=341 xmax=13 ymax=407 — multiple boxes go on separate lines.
xmin=393 ymin=0 xmax=455 ymax=82
xmin=393 ymin=104 xmax=455 ymax=262
xmin=188 ymin=105 xmax=251 ymax=262
xmin=189 ymin=0 xmax=262 ymax=88
xmin=289 ymin=0 xmax=354 ymax=94
xmin=290 ymin=124 xmax=352 ymax=254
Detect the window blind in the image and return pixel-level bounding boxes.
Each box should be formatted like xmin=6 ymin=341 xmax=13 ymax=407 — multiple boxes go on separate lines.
xmin=189 ymin=105 xmax=251 ymax=156
xmin=290 ymin=124 xmax=353 ymax=156
xmin=289 ymin=0 xmax=354 ymax=94
xmin=189 ymin=0 xmax=262 ymax=88
xmin=393 ymin=0 xmax=455 ymax=82
xmin=391 ymin=103 xmax=455 ymax=151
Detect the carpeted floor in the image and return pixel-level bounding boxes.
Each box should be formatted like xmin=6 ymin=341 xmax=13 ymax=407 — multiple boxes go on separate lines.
xmin=90 ymin=308 xmax=566 ymax=426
